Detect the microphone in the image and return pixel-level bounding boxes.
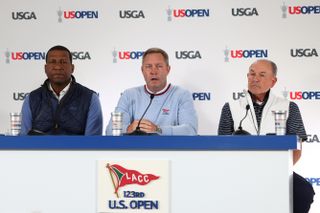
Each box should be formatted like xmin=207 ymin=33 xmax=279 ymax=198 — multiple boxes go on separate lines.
xmin=243 ymin=89 xmax=260 ymax=135
xmin=233 ymin=104 xmax=251 ymax=135
xmin=126 ymin=94 xmax=158 ymax=136
xmin=28 ymin=129 xmax=46 ymax=135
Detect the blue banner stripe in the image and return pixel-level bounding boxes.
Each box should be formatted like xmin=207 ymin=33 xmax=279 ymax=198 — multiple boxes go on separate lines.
xmin=0 ymin=135 xmax=297 ymax=150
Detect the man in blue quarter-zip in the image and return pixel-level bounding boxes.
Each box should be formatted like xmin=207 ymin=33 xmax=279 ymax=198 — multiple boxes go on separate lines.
xmin=20 ymin=45 xmax=103 ymax=135
xmin=106 ymin=47 xmax=198 ymax=135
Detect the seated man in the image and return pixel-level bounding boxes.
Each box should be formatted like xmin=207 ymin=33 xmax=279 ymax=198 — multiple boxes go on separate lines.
xmin=20 ymin=45 xmax=103 ymax=135
xmin=218 ymin=59 xmax=315 ymax=213
xmin=106 ymin=47 xmax=198 ymax=135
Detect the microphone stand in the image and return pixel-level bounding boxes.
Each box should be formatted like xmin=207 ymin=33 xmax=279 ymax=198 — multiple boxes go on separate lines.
xmin=28 ymin=129 xmax=46 ymax=135
xmin=233 ymin=104 xmax=251 ymax=135
xmin=233 ymin=127 xmax=250 ymax=135
xmin=126 ymin=94 xmax=159 ymax=136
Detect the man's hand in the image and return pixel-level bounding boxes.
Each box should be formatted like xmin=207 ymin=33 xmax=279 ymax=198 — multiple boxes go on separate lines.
xmin=293 ymin=141 xmax=302 ymax=165
xmin=127 ymin=119 xmax=157 ymax=133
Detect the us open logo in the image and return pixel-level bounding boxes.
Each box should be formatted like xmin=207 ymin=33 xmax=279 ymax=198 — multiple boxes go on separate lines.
xmin=105 ymin=163 xmax=161 ymax=211
xmin=98 ymin=160 xmax=169 ymax=213
xmin=107 ymin=163 xmax=159 ymax=198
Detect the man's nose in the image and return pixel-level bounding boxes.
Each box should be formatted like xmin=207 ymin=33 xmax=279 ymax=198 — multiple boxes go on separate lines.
xmin=150 ymin=66 xmax=158 ymax=73
xmin=53 ymin=64 xmax=63 ymax=69
xmin=252 ymin=76 xmax=260 ymax=81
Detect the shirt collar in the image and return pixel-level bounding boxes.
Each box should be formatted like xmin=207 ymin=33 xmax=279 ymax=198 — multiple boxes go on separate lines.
xmin=49 ymin=81 xmax=72 ymax=101
xmin=145 ymin=83 xmax=171 ymax=96
xmin=249 ymin=90 xmax=270 ymax=106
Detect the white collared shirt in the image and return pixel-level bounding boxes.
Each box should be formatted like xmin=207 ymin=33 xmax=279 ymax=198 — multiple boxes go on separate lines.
xmin=49 ymin=82 xmax=71 ymax=102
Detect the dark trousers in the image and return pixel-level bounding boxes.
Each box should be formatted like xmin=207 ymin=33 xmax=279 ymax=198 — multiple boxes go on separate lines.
xmin=293 ymin=172 xmax=315 ymax=213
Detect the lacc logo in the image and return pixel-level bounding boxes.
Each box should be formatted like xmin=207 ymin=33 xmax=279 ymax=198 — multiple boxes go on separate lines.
xmin=175 ymin=51 xmax=201 ymax=59
xmin=193 ymin=93 xmax=211 ymax=101
xmin=119 ymin=10 xmax=145 ymax=18
xmin=289 ymin=91 xmax=320 ymax=100
xmin=12 ymin=12 xmax=37 ymax=20
xmin=231 ymin=8 xmax=259 ymax=16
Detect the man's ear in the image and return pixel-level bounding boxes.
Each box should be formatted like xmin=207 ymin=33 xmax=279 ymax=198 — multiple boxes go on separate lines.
xmin=44 ymin=64 xmax=48 ymax=75
xmin=271 ymin=76 xmax=277 ymax=88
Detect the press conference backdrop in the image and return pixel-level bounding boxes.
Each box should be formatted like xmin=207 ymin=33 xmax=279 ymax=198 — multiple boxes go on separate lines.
xmin=0 ymin=0 xmax=319 ymax=211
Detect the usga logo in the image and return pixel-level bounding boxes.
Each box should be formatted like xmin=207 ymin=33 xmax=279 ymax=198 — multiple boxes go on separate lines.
xmin=290 ymin=48 xmax=318 ymax=57
xmin=12 ymin=11 xmax=37 ymax=20
xmin=175 ymin=50 xmax=202 ymax=59
xmin=231 ymin=8 xmax=259 ymax=16
xmin=306 ymin=134 xmax=319 ymax=143
xmin=119 ymin=10 xmax=145 ymax=18
xmin=71 ymin=51 xmax=91 ymax=60
xmin=13 ymin=92 xmax=29 ymax=101
xmin=232 ymin=92 xmax=245 ymax=100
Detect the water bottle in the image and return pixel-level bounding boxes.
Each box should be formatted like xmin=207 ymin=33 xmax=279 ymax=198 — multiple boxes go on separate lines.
xmin=111 ymin=112 xmax=123 ymax=136
xmin=10 ymin=112 xmax=22 ymax=136
xmin=272 ymin=110 xmax=287 ymax=135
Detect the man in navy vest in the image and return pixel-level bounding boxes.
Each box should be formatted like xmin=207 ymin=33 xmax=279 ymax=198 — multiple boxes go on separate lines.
xmin=20 ymin=45 xmax=102 ymax=135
